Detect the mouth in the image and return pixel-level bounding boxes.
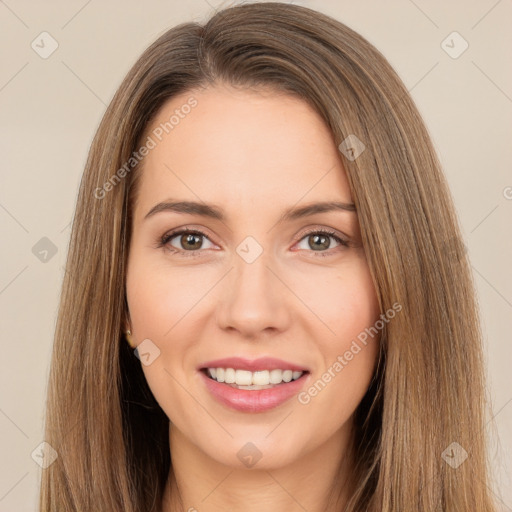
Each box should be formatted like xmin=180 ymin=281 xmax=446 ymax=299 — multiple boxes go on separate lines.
xmin=200 ymin=367 xmax=309 ymax=390
xmin=197 ymin=361 xmax=311 ymax=413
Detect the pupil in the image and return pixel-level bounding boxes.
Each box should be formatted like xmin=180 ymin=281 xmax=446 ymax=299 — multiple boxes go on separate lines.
xmin=183 ymin=233 xmax=201 ymax=250
xmin=310 ymin=234 xmax=329 ymax=251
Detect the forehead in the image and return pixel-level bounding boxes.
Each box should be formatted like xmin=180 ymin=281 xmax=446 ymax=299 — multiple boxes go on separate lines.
xmin=134 ymin=84 xmax=353 ymax=220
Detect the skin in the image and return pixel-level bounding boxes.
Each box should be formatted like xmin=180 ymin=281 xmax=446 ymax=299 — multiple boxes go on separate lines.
xmin=125 ymin=83 xmax=381 ymax=512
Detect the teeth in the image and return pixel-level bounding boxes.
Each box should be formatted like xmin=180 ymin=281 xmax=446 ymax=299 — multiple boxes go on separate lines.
xmin=253 ymin=370 xmax=270 ymax=386
xmin=225 ymin=368 xmax=236 ymax=384
xmin=205 ymin=367 xmax=305 ymax=385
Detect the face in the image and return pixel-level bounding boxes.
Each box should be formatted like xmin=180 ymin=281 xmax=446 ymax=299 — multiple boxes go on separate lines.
xmin=125 ymin=83 xmax=381 ymax=470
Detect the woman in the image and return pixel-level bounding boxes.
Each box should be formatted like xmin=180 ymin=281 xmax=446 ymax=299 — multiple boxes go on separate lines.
xmin=39 ymin=2 xmax=498 ymax=511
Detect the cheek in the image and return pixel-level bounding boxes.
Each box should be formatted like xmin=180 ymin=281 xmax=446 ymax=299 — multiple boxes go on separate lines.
xmin=333 ymin=267 xmax=380 ymax=347
xmin=293 ymin=258 xmax=380 ymax=415
xmin=125 ymin=252 xmax=207 ymax=417
xmin=292 ymin=256 xmax=380 ymax=344
xmin=125 ymin=248 xmax=221 ymax=392
xmin=125 ymin=248 xmax=213 ymax=340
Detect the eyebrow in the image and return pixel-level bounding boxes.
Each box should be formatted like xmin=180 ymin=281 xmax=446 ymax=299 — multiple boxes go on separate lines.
xmin=144 ymin=199 xmax=356 ymax=223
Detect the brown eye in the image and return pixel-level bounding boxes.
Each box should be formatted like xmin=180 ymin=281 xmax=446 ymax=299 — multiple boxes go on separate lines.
xmin=295 ymin=229 xmax=348 ymax=254
xmin=307 ymin=233 xmax=331 ymax=251
xmin=161 ymin=229 xmax=215 ymax=254
xmin=179 ymin=233 xmax=203 ymax=250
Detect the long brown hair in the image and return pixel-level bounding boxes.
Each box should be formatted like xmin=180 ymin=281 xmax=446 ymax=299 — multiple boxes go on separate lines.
xmin=39 ymin=3 xmax=498 ymax=510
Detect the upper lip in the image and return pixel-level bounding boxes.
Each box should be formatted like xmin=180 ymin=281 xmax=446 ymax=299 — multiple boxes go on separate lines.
xmin=198 ymin=357 xmax=310 ymax=373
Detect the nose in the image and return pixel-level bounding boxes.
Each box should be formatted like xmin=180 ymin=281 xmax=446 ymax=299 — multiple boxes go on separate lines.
xmin=215 ymin=246 xmax=292 ymax=338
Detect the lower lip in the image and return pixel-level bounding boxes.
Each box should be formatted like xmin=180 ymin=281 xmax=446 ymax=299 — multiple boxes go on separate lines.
xmin=199 ymin=370 xmax=310 ymax=413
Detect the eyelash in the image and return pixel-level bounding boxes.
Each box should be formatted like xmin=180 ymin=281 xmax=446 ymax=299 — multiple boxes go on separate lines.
xmin=157 ymin=227 xmax=349 ymax=258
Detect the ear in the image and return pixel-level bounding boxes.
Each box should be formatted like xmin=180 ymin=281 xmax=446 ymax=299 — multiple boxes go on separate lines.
xmin=123 ymin=295 xmax=132 ymax=333
xmin=123 ymin=312 xmax=132 ymax=333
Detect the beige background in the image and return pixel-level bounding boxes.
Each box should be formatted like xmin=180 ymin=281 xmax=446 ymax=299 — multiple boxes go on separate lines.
xmin=0 ymin=0 xmax=511 ymax=510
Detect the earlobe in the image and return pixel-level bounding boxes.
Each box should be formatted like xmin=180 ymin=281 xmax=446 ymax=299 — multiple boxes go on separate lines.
xmin=123 ymin=309 xmax=132 ymax=333
xmin=123 ymin=315 xmax=135 ymax=348
xmin=124 ymin=329 xmax=136 ymax=349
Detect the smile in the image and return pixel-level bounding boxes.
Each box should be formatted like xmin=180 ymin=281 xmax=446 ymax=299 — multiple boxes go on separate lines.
xmin=199 ymin=368 xmax=310 ymax=413
xmin=203 ymin=367 xmax=305 ymax=389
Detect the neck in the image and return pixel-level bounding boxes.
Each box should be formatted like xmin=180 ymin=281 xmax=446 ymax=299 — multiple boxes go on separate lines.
xmin=161 ymin=420 xmax=356 ymax=512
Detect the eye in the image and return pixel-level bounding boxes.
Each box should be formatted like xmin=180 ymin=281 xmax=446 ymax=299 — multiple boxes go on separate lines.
xmin=159 ymin=228 xmax=215 ymax=256
xmin=158 ymin=226 xmax=350 ymax=258
xmin=294 ymin=228 xmax=349 ymax=256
